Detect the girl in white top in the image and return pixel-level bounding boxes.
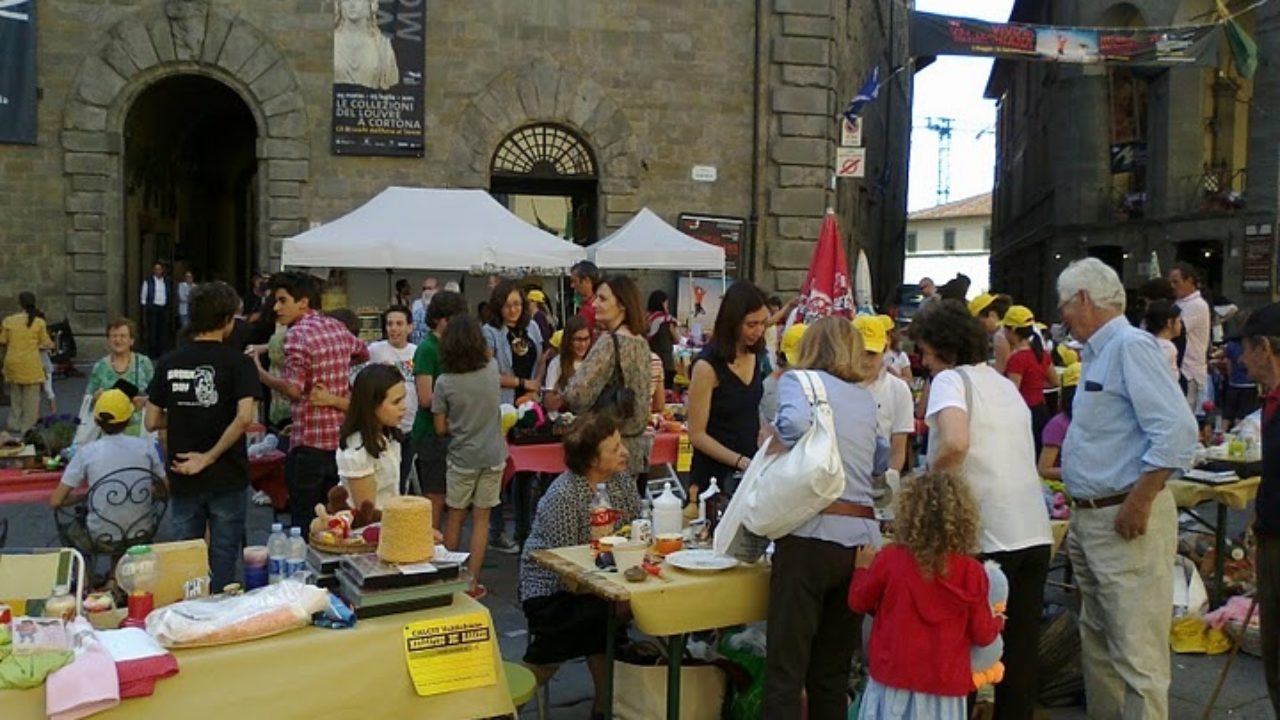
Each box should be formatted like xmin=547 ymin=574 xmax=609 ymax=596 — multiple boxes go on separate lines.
xmin=910 ymin=300 xmax=1050 ymax=720
xmin=335 ymin=364 xmax=406 ymax=511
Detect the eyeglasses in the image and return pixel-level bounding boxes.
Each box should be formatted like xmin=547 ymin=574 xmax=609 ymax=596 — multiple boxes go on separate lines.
xmin=1057 ymin=291 xmax=1081 ymax=313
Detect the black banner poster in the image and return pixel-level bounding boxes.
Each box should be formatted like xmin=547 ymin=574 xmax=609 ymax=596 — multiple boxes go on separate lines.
xmin=0 ymin=0 xmax=37 ymax=145
xmin=911 ymin=11 xmax=1219 ymax=67
xmin=678 ymin=213 xmax=744 ymax=278
xmin=331 ymin=0 xmax=424 ymax=157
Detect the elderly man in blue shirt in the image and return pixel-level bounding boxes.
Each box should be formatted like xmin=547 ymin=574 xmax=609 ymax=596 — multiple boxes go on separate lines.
xmin=1057 ymin=258 xmax=1197 ymax=719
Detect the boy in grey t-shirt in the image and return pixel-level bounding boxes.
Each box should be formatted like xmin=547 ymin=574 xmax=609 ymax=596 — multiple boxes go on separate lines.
xmin=432 ymin=315 xmax=509 ymax=599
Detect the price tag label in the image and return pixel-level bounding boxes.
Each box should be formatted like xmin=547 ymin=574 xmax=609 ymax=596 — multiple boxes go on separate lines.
xmin=402 ymin=611 xmax=497 ymax=697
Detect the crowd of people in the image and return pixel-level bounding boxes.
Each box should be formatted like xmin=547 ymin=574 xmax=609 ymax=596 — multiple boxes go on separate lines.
xmin=6 ymin=248 xmax=1280 ymax=718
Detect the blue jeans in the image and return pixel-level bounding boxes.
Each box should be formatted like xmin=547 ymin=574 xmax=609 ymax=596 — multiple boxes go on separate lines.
xmin=170 ymin=488 xmax=247 ymax=591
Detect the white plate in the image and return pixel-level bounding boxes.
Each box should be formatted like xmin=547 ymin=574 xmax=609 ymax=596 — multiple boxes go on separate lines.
xmin=664 ymin=549 xmax=738 ymax=573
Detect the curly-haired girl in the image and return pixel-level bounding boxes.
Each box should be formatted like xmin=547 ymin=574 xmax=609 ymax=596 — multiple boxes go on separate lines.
xmin=849 ymin=472 xmax=1003 ymax=718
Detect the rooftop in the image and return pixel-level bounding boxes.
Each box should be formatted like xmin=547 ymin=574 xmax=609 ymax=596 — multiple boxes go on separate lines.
xmin=907 ymin=191 xmax=992 ymax=221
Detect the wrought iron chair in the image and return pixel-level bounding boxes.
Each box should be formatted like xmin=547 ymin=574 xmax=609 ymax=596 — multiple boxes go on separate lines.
xmin=53 ymin=466 xmax=168 ymax=579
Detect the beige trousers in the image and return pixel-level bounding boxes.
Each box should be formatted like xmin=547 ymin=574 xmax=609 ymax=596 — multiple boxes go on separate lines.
xmin=1066 ymin=488 xmax=1176 ymax=720
xmin=5 ymin=382 xmax=41 ymax=434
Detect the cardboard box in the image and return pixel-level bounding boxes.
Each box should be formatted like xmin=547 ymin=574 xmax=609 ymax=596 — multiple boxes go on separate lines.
xmin=150 ymin=539 xmax=210 ymax=607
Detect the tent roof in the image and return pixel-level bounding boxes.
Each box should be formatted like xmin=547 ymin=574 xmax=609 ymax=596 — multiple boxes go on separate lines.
xmin=281 ymin=187 xmax=586 ymax=272
xmin=587 ymin=208 xmax=725 ymax=271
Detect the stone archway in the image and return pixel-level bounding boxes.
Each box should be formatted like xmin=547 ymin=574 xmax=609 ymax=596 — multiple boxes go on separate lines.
xmin=60 ymin=0 xmax=309 ymax=331
xmin=448 ymin=58 xmax=641 ymax=232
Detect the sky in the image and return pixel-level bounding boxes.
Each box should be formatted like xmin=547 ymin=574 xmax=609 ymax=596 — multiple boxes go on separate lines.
xmin=907 ymin=0 xmax=1017 ymax=212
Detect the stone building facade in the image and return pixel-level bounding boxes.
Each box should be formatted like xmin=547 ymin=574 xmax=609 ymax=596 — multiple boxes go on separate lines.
xmin=0 ymin=0 xmax=908 ymax=352
xmin=987 ymin=0 xmax=1274 ymax=315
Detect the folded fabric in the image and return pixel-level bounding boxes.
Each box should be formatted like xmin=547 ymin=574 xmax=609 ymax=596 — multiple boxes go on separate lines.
xmin=0 ymin=648 xmax=74 ymax=690
xmin=46 ymin=619 xmax=120 ymax=720
xmin=116 ymin=654 xmax=179 ymax=698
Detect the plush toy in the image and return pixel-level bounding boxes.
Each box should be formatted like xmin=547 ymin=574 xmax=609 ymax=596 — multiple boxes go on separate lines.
xmin=309 ymin=486 xmax=381 ymax=538
xmin=971 ymin=560 xmax=1009 ymax=689
xmin=1049 ymin=492 xmax=1070 ymax=520
xmin=499 ymin=403 xmax=519 ymax=433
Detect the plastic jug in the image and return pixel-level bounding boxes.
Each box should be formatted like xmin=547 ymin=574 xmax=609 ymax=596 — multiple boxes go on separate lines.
xmin=652 ymin=482 xmax=683 ymax=537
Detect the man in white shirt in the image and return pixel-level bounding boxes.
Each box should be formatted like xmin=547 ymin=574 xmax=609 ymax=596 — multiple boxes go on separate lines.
xmin=1170 ymin=262 xmax=1211 ymax=413
xmin=853 ymin=316 xmax=915 ymax=480
xmin=139 ymin=262 xmax=171 ymax=357
xmin=409 ymin=277 xmax=439 ymax=345
xmin=368 ymin=305 xmax=418 ymax=491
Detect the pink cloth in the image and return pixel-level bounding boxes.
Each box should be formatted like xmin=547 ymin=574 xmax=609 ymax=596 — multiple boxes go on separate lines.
xmin=45 ymin=621 xmax=120 ymax=720
xmin=1203 ymin=595 xmax=1260 ymax=630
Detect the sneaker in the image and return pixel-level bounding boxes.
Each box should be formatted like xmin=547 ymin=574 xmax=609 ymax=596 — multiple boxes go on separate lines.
xmin=488 ymin=533 xmax=520 ymax=555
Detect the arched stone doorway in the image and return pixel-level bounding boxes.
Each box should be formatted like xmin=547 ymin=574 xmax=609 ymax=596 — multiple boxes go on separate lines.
xmin=60 ymin=2 xmax=309 ymax=339
xmin=123 ymin=74 xmax=258 ymax=320
xmin=490 ymin=123 xmax=599 ymax=245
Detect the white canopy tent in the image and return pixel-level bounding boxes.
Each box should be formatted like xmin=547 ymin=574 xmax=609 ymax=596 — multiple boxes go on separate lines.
xmin=586 ymin=207 xmax=726 ymax=273
xmin=281 ymin=186 xmax=587 ymax=272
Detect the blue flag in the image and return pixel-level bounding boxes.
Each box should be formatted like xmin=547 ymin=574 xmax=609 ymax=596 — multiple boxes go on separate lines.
xmin=842 ymin=66 xmax=881 ymax=123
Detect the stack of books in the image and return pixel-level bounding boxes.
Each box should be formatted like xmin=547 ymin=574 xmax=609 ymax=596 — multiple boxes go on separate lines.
xmin=335 ymin=553 xmax=471 ymax=619
xmin=305 ymin=545 xmax=345 ymax=591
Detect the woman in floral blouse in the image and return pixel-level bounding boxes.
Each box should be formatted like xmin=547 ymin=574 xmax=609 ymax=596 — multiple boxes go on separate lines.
xmin=518 ymin=414 xmax=640 ymax=718
xmin=84 ymin=318 xmax=154 ymax=436
xmin=564 ymin=274 xmax=654 ymax=481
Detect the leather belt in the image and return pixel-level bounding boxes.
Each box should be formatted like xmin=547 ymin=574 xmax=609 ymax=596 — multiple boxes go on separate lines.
xmin=1070 ymin=491 xmax=1130 ymax=510
xmin=821 ymin=500 xmax=877 ymax=519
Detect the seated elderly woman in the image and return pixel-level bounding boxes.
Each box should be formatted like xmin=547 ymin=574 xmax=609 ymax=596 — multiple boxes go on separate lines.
xmin=517 ymin=413 xmax=641 ymax=717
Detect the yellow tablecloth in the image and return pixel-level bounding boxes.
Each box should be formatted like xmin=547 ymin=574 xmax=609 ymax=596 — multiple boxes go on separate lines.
xmin=532 ymin=545 xmax=771 ymax=637
xmin=1169 ymin=476 xmax=1260 ymax=511
xmin=0 ymin=593 xmax=514 ymax=719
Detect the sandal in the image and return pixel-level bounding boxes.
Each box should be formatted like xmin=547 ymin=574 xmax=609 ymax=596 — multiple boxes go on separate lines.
xmin=466 ymin=584 xmax=488 ymax=600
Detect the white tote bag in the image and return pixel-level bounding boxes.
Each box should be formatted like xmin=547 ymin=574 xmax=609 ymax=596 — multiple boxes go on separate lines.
xmin=712 ymin=440 xmax=772 ymax=563
xmin=743 ymin=370 xmax=845 ymax=539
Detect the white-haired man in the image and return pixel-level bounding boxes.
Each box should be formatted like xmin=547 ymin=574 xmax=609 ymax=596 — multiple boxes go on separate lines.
xmin=1057 ymin=258 xmax=1197 ymax=718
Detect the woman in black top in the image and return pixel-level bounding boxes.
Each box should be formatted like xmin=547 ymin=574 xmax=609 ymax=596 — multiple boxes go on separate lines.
xmin=686 ymin=281 xmax=770 ymax=495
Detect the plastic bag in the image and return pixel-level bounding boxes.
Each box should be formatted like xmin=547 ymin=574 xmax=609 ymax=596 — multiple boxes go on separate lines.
xmin=145 ymin=580 xmax=330 ymax=648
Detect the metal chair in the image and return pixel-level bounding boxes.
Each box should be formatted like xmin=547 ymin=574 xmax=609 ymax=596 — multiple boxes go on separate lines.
xmin=0 ymin=517 xmax=8 ymax=549
xmin=53 ymin=466 xmax=168 ymax=579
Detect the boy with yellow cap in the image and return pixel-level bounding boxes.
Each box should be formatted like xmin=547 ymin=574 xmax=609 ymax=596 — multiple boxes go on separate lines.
xmin=50 ymin=389 xmax=165 ymax=549
xmin=969 ymin=292 xmax=1014 ymax=373
xmin=853 ymin=316 xmax=914 ymax=479
xmin=760 ymin=323 xmax=807 ymax=426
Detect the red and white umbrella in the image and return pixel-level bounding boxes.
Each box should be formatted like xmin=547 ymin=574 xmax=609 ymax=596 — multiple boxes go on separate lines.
xmin=796 ymin=209 xmax=855 ymax=322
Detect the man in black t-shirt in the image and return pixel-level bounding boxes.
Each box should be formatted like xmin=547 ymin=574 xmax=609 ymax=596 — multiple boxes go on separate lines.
xmin=145 ymin=281 xmax=259 ymax=590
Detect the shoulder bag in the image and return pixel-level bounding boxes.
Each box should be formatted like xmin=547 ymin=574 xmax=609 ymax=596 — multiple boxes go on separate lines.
xmin=591 ymin=332 xmax=637 ymax=420
xmin=741 ymin=370 xmax=846 ymax=539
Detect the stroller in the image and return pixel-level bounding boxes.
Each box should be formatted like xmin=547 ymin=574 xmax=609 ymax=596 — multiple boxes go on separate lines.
xmin=48 ymin=318 xmax=82 ymax=378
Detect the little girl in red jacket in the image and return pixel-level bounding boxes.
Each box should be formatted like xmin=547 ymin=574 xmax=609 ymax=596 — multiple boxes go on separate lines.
xmin=849 ymin=471 xmax=1004 ymax=719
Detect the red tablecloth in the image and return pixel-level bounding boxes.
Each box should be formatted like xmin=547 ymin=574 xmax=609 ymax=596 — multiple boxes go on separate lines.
xmin=0 ymin=451 xmax=288 ymax=507
xmin=503 ymin=432 xmax=681 ymax=484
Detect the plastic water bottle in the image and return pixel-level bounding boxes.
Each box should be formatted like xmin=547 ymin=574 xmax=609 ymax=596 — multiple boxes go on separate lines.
xmin=267 ymin=523 xmax=287 ymax=584
xmin=652 ymin=482 xmax=683 ymax=538
xmin=285 ymin=527 xmax=307 ymax=580
xmin=589 ymin=483 xmax=617 ymax=549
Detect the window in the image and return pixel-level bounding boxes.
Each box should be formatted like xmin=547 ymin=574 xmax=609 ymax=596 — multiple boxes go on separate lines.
xmin=943 ymin=228 xmax=956 ymax=252
xmin=983 ymin=226 xmax=992 ymax=251
xmin=906 ymin=231 xmax=917 ymax=254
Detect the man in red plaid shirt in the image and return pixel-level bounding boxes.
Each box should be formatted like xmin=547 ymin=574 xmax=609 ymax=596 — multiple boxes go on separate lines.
xmin=256 ymin=272 xmax=368 ymax=533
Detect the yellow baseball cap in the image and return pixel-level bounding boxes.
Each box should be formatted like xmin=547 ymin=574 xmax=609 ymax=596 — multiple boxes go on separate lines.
xmin=95 ymin=389 xmax=133 ymax=424
xmin=527 ymin=289 xmax=547 ymax=304
xmin=877 ymin=315 xmax=896 ymax=332
xmin=1000 ymin=305 xmax=1036 ymax=329
xmin=853 ymin=315 xmax=888 ymax=354
xmin=968 ymin=293 xmax=995 ymax=317
xmin=549 ymin=329 xmax=563 ymax=349
xmin=1062 ymin=362 xmax=1081 ymax=388
xmin=780 ymin=323 xmax=807 ymax=366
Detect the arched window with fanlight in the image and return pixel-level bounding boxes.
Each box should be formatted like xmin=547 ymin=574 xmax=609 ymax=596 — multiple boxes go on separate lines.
xmin=490 ymin=123 xmax=599 ymax=246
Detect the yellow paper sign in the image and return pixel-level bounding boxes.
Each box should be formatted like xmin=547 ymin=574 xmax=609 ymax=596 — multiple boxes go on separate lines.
xmin=402 ymin=611 xmax=497 ymax=697
xmin=677 ymin=435 xmax=693 ymax=473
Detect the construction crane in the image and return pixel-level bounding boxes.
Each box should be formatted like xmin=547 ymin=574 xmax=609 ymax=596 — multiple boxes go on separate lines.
xmin=925 ymin=116 xmax=955 ymax=205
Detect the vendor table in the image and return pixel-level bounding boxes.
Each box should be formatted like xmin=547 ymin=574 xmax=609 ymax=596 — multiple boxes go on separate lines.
xmin=0 ymin=592 xmax=514 ymax=718
xmin=531 ymin=544 xmax=770 ymax=720
xmin=0 ymin=452 xmax=286 ymax=508
xmin=1169 ymin=476 xmax=1261 ymax=608
xmin=504 ymin=432 xmax=681 ymax=485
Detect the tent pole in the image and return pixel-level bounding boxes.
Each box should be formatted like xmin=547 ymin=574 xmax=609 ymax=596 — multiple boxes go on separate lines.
xmin=386 ymin=269 xmax=393 ymax=305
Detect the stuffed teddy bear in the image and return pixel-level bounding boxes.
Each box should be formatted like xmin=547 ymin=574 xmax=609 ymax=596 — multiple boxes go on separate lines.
xmin=309 ymin=486 xmax=381 ymax=539
xmin=971 ymin=560 xmax=1009 ymax=689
